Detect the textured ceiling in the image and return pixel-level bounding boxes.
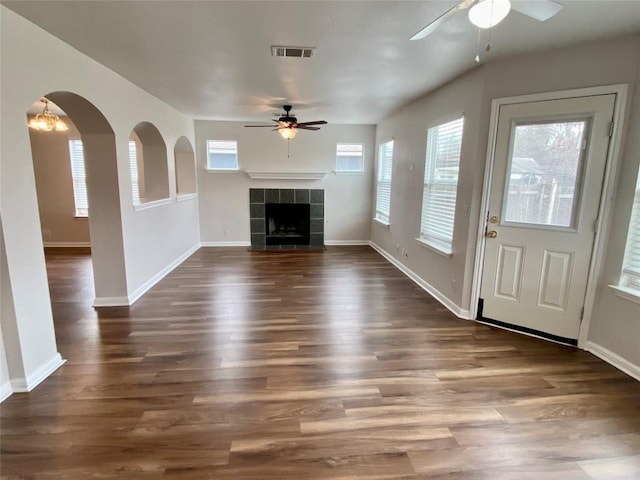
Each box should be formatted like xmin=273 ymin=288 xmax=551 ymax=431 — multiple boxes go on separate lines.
xmin=5 ymin=1 xmax=640 ymax=124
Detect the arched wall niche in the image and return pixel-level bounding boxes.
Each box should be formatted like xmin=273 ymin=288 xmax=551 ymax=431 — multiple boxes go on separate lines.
xmin=174 ymin=136 xmax=196 ymax=196
xmin=129 ymin=122 xmax=170 ymax=204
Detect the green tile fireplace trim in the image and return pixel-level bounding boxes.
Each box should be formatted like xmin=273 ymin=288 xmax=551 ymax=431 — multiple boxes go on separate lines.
xmin=249 ymin=188 xmax=324 ymax=250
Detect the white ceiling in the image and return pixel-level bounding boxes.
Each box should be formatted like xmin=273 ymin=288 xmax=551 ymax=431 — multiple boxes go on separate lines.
xmin=5 ymin=1 xmax=640 ymax=124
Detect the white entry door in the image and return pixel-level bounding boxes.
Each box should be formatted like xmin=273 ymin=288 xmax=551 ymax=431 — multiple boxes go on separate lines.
xmin=479 ymin=94 xmax=616 ymax=343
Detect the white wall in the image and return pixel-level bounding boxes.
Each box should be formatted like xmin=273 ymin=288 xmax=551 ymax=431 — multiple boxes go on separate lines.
xmin=196 ymin=121 xmax=375 ymax=244
xmin=371 ymin=35 xmax=640 ymax=371
xmin=29 ymin=117 xmax=91 ymax=245
xmin=0 ymin=6 xmax=200 ymax=394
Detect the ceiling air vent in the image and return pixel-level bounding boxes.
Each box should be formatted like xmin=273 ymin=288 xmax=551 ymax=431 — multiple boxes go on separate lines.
xmin=271 ymin=46 xmax=315 ymax=58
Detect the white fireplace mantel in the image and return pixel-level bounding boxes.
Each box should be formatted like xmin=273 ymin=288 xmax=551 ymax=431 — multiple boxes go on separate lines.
xmin=245 ymin=171 xmax=327 ymax=180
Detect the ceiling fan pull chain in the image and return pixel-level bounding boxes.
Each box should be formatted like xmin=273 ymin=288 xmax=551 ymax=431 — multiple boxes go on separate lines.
xmin=287 ymin=138 xmax=290 ymax=158
xmin=486 ymin=23 xmax=493 ymax=54
xmin=475 ymin=28 xmax=482 ymax=63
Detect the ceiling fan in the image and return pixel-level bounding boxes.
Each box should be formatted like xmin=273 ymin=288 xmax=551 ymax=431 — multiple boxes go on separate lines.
xmin=244 ymin=105 xmax=327 ymax=139
xmin=410 ymin=0 xmax=564 ymax=40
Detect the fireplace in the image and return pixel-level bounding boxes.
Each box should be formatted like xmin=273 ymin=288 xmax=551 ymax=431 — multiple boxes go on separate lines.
xmin=249 ymin=188 xmax=324 ymax=250
xmin=266 ymin=203 xmax=310 ymax=245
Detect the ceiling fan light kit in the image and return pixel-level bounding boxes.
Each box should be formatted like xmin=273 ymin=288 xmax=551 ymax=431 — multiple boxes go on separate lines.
xmin=244 ymin=105 xmax=326 ymax=140
xmin=468 ymin=0 xmax=512 ymax=29
xmin=410 ymin=0 xmax=562 ymax=40
xmin=279 ymin=127 xmax=297 ymax=139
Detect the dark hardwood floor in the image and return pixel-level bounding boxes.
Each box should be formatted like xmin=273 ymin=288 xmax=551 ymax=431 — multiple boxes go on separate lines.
xmin=1 ymin=246 xmax=639 ymax=479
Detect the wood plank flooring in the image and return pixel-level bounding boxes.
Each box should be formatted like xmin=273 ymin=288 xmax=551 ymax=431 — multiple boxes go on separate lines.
xmin=1 ymin=246 xmax=639 ymax=479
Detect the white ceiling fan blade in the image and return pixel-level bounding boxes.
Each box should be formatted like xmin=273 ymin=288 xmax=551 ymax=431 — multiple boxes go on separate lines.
xmin=410 ymin=0 xmax=475 ymax=40
xmin=511 ymin=0 xmax=563 ymax=21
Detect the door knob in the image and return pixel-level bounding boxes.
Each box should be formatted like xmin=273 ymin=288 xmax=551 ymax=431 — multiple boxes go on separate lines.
xmin=487 ymin=230 xmax=498 ymax=238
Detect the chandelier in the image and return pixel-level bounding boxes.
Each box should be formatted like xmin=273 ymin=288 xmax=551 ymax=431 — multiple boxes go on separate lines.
xmin=27 ymin=99 xmax=69 ymax=132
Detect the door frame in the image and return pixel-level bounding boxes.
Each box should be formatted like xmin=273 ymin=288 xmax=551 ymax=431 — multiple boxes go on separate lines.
xmin=470 ymin=84 xmax=628 ymax=348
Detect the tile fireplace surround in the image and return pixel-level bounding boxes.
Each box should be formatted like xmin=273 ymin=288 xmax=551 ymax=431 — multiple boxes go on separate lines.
xmin=249 ymin=188 xmax=325 ymax=250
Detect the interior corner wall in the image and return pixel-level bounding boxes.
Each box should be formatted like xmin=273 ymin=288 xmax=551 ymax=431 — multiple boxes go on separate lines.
xmin=195 ymin=121 xmax=376 ymax=244
xmin=29 ymin=117 xmax=90 ymax=244
xmin=1 ymin=6 xmax=200 ymax=389
xmin=371 ymin=34 xmax=640 ymax=340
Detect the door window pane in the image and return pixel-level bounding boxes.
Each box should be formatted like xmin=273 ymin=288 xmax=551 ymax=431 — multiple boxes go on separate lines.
xmin=503 ymin=120 xmax=587 ymax=228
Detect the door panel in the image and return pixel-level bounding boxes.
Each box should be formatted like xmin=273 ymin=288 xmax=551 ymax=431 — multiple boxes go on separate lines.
xmin=537 ymin=249 xmax=573 ymax=311
xmin=494 ymin=244 xmax=525 ymax=301
xmin=480 ymin=94 xmax=616 ymax=342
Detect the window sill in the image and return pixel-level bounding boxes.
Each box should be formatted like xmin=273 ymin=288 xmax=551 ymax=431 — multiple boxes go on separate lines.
xmin=608 ymin=285 xmax=640 ymax=305
xmin=206 ymin=168 xmax=241 ymax=173
xmin=415 ymin=237 xmax=453 ymax=258
xmin=176 ymin=193 xmax=198 ymax=202
xmin=373 ymin=218 xmax=390 ymax=228
xmin=133 ymin=197 xmax=172 ymax=211
xmin=334 ymin=170 xmax=364 ymax=175
xmin=74 ymin=216 xmax=88 ymax=220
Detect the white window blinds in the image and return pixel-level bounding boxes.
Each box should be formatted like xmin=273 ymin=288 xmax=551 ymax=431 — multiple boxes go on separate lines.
xmin=375 ymin=140 xmax=394 ymax=223
xmin=621 ymin=170 xmax=640 ymax=289
xmin=129 ymin=140 xmax=141 ymax=204
xmin=68 ymin=140 xmax=88 ymax=217
xmin=420 ymin=117 xmax=464 ymax=252
xmin=336 ymin=143 xmax=364 ymax=172
xmin=207 ymin=140 xmax=239 ymax=170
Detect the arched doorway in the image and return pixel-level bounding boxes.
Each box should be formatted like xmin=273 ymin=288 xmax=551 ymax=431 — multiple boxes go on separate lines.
xmin=40 ymin=92 xmax=128 ymax=307
xmin=2 ymin=91 xmax=130 ymax=392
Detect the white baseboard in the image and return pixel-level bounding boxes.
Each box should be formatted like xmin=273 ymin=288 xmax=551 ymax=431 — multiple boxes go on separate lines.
xmin=369 ymin=241 xmax=471 ymax=319
xmin=0 ymin=381 xmax=13 ymax=402
xmin=201 ymin=241 xmax=251 ymax=247
xmin=325 ymin=240 xmax=370 ymax=246
xmin=10 ymin=353 xmax=65 ymax=393
xmin=43 ymin=242 xmax=91 ymax=247
xmin=93 ymin=296 xmax=130 ymax=307
xmin=127 ymin=243 xmax=201 ymax=304
xmin=585 ymin=341 xmax=640 ymax=381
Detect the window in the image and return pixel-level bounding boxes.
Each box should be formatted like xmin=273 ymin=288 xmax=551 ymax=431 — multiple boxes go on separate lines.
xmin=129 ymin=140 xmax=141 ymax=204
xmin=69 ymin=140 xmax=88 ymax=217
xmin=375 ymin=140 xmax=394 ymax=224
xmin=620 ymin=169 xmax=640 ymax=292
xmin=419 ymin=117 xmax=464 ymax=253
xmin=504 ymin=121 xmax=587 ymax=228
xmin=207 ymin=140 xmax=239 ymax=170
xmin=336 ymin=143 xmax=364 ymax=172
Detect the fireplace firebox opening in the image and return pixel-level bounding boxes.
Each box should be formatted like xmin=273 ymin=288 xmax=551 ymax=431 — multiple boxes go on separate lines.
xmin=265 ymin=203 xmax=310 ymax=245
